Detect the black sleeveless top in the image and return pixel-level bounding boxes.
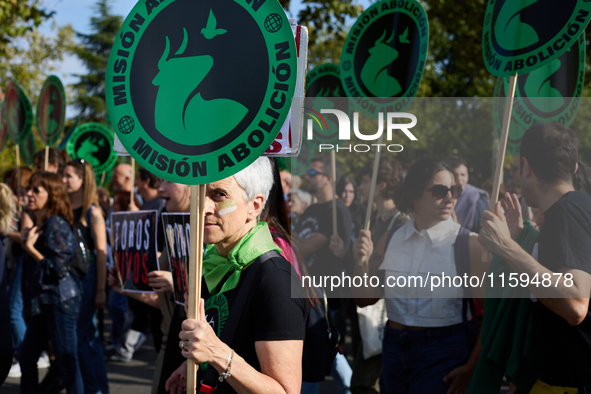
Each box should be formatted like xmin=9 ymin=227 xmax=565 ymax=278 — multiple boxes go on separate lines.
xmin=73 ymin=207 xmax=95 ymax=252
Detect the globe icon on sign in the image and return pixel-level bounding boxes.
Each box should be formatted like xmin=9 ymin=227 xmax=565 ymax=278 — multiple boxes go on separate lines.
xmin=342 ymin=60 xmax=352 ymax=71
xmin=118 ymin=116 xmax=135 ymax=135
xmin=264 ymin=13 xmax=282 ymax=33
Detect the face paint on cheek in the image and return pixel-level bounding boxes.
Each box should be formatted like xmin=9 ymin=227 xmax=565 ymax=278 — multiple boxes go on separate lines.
xmin=216 ymin=200 xmax=238 ymax=216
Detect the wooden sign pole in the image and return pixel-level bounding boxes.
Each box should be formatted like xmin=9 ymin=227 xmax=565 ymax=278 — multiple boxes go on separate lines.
xmin=130 ymin=157 xmax=135 ymax=206
xmin=363 ymin=135 xmax=383 ymax=232
xmin=44 ymin=146 xmax=49 ymax=171
xmin=16 ymin=144 xmax=21 ymax=212
xmin=331 ymin=149 xmax=337 ymax=236
xmin=482 ymin=74 xmax=517 ymax=261
xmin=358 ymin=135 xmax=383 ymax=266
xmin=187 ymin=184 xmax=206 ymax=393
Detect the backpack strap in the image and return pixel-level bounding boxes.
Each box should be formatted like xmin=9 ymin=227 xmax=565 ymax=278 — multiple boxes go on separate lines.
xmin=200 ymin=250 xmax=281 ymax=388
xmin=453 ymin=227 xmax=471 ymax=289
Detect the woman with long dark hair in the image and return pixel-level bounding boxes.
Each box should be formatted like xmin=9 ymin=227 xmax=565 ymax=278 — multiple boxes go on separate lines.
xmin=336 ymin=176 xmax=365 ymax=246
xmin=354 ymin=159 xmax=486 ymax=393
xmin=19 ymin=172 xmax=83 ymax=393
xmin=63 ymin=159 xmax=109 ymax=394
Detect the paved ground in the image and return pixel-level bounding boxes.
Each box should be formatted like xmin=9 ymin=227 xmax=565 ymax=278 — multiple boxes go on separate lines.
xmin=2 ymin=337 xmax=156 ymax=394
xmin=2 ymin=314 xmax=340 ymax=394
xmin=1 ymin=314 xmax=505 ymax=394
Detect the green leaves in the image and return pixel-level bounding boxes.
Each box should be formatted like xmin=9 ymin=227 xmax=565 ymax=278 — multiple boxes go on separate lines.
xmin=70 ymin=0 xmax=123 ymax=124
xmin=0 ymin=0 xmax=53 ymax=58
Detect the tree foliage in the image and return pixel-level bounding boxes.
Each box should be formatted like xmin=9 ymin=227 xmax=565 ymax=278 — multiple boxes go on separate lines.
xmin=0 ymin=24 xmax=75 ymax=106
xmin=0 ymin=21 xmax=74 ymax=176
xmin=0 ymin=0 xmax=53 ymax=59
xmin=294 ymin=0 xmax=362 ymax=67
xmin=70 ymin=0 xmax=122 ymax=124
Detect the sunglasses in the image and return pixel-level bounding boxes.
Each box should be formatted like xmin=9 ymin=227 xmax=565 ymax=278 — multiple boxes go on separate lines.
xmin=427 ymin=184 xmax=462 ymax=200
xmin=306 ymin=169 xmax=328 ymax=177
xmin=27 ymin=186 xmax=44 ymax=194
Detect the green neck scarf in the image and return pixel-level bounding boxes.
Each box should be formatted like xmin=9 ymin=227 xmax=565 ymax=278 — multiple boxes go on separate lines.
xmin=202 ymin=222 xmax=281 ymax=295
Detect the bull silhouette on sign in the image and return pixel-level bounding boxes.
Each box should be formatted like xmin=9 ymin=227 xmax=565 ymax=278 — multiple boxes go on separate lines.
xmin=152 ymin=10 xmax=248 ymax=146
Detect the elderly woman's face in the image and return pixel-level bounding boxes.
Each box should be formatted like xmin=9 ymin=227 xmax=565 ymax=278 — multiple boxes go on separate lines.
xmin=203 ymin=176 xmax=258 ymax=247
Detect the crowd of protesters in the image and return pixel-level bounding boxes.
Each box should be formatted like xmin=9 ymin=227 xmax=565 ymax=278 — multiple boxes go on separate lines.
xmin=1 ymin=121 xmax=591 ymax=394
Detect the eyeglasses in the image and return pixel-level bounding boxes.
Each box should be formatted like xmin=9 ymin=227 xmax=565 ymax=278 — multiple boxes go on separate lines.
xmin=306 ymin=169 xmax=328 ymax=177
xmin=427 ymin=184 xmax=462 ymax=200
xmin=27 ymin=186 xmax=44 ymax=194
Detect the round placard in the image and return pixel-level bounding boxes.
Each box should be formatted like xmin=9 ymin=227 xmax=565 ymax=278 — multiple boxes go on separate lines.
xmin=482 ymin=0 xmax=591 ymax=77
xmin=106 ymin=0 xmax=297 ymax=184
xmin=494 ymin=33 xmax=585 ymax=155
xmin=66 ymin=123 xmax=118 ymax=175
xmin=5 ymin=80 xmax=33 ymax=144
xmin=36 ymin=75 xmax=66 ymax=146
xmin=305 ymin=63 xmax=348 ymax=146
xmin=340 ymin=0 xmax=428 ymax=115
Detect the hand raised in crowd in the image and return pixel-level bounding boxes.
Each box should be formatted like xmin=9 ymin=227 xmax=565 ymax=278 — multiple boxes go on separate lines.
xmin=165 ymin=360 xmax=187 ymax=394
xmin=128 ymin=201 xmax=140 ymax=212
xmin=179 ymin=298 xmax=231 ymax=365
xmin=329 ymin=234 xmax=345 ymax=258
xmin=500 ymin=192 xmax=523 ymax=240
xmin=148 ymin=270 xmax=173 ymax=293
xmin=478 ymin=201 xmax=515 ymax=259
xmin=108 ymin=266 xmax=124 ymax=295
xmin=353 ymin=229 xmax=373 ymax=265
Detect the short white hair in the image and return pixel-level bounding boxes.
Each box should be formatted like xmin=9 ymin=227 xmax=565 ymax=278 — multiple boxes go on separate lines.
xmin=233 ymin=157 xmax=274 ymax=214
xmin=288 ymin=189 xmax=311 ymax=207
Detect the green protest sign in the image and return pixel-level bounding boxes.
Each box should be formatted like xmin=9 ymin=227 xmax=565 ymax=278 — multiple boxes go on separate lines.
xmin=66 ymin=123 xmax=118 ymax=175
xmin=0 ymin=101 xmax=8 ymax=151
xmin=106 ymin=0 xmax=297 ymax=184
xmin=304 ymin=63 xmax=348 ymax=146
xmin=493 ymin=33 xmax=585 ymax=156
xmin=5 ymin=80 xmax=33 ymax=144
xmin=483 ymin=0 xmax=591 ymax=77
xmin=36 ymin=75 xmax=66 ymax=146
xmin=306 ymin=63 xmax=345 ymax=97
xmin=20 ymin=131 xmax=37 ymax=167
xmin=340 ymin=0 xmax=428 ymax=115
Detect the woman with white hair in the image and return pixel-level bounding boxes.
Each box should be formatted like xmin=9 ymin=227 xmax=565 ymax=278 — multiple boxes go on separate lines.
xmin=175 ymin=157 xmax=308 ymax=394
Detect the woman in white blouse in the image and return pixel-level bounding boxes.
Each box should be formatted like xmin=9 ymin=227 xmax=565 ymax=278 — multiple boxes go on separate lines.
xmin=353 ymin=159 xmax=486 ymax=394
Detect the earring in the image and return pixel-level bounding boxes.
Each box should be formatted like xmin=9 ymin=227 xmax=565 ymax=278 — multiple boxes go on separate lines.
xmin=248 ymin=216 xmax=253 ymax=222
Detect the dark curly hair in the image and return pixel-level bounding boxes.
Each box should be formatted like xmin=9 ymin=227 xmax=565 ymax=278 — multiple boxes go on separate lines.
xmin=394 ymin=159 xmax=458 ymax=214
xmin=29 ymin=172 xmax=74 ymax=227
xmin=360 ymin=158 xmax=403 ymax=201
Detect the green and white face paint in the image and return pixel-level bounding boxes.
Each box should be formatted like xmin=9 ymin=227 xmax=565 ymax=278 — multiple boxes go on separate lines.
xmin=216 ymin=200 xmax=237 ymax=216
